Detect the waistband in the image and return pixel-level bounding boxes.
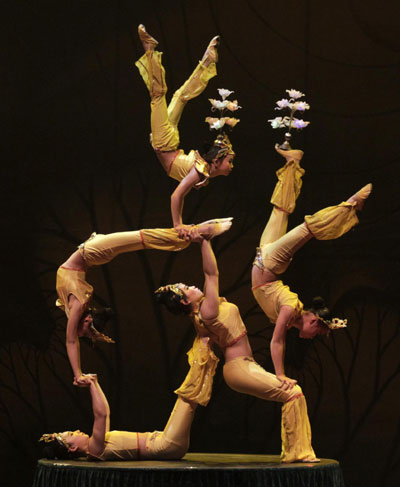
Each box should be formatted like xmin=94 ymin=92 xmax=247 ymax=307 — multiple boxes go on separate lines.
xmin=252 ymin=281 xmax=275 ymax=291
xmin=224 ymin=355 xmax=254 ymax=365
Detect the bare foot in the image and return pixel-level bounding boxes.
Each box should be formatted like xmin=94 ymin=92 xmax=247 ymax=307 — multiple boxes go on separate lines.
xmin=201 ymin=35 xmax=220 ymax=66
xmin=197 ymin=217 xmax=233 ymax=239
xmin=347 ymin=183 xmax=372 ymax=210
xmin=275 ymin=144 xmax=304 ymax=162
xmin=138 ymin=24 xmax=158 ymax=51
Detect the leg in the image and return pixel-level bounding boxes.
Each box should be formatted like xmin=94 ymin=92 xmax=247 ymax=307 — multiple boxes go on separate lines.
xmin=223 ymin=357 xmax=317 ymax=462
xmin=260 ymin=156 xmax=305 ymax=246
xmin=142 ymin=397 xmax=197 ymax=460
xmin=167 ymin=37 xmax=218 ymax=129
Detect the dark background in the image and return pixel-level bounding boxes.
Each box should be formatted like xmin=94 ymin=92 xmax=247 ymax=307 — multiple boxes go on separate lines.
xmin=2 ymin=1 xmax=400 ymax=486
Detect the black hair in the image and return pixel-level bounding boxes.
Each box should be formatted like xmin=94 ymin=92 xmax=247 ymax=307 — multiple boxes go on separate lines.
xmin=154 ymin=289 xmax=192 ymax=315
xmin=84 ymin=307 xmax=115 ymax=332
xmin=305 ymin=296 xmax=331 ymax=328
xmin=41 ymin=439 xmax=80 ymax=460
xmin=200 ymin=140 xmax=226 ymax=165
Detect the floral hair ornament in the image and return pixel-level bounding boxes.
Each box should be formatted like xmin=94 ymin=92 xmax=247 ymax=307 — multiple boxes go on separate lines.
xmin=39 ymin=433 xmax=69 ymax=449
xmin=318 ymin=316 xmax=348 ymax=330
xmin=154 ymin=284 xmax=185 ymax=300
xmin=269 ymin=89 xmax=310 ymax=150
xmin=206 ymin=88 xmax=241 ymax=157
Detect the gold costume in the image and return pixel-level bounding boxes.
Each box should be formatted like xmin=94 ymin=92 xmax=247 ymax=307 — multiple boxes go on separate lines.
xmin=136 ymin=50 xmax=215 ymax=185
xmin=56 ymin=229 xmax=189 ymax=314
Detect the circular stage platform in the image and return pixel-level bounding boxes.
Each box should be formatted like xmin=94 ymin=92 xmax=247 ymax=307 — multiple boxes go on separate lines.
xmin=33 ymin=453 xmax=345 ymax=487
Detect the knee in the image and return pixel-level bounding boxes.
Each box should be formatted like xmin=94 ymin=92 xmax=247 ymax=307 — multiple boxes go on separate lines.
xmin=285 ymin=384 xmax=303 ymax=402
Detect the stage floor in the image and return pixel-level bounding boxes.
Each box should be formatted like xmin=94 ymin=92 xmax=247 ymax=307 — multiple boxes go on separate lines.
xmin=34 ymin=453 xmax=345 ymax=486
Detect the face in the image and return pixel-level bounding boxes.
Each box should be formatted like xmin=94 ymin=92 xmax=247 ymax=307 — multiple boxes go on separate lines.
xmin=299 ymin=313 xmax=324 ymax=339
xmin=62 ymin=430 xmax=89 ymax=452
xmin=213 ymin=154 xmax=235 ymax=176
xmin=77 ymin=313 xmax=93 ymax=337
xmin=176 ymin=283 xmax=204 ymax=304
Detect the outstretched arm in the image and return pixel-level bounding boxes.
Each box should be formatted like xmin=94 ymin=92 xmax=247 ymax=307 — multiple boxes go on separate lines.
xmin=171 ymin=167 xmax=202 ymax=238
xmin=270 ymin=305 xmax=297 ymax=390
xmin=193 ymin=234 xmax=219 ymax=321
xmin=87 ymin=375 xmax=110 ymax=457
xmin=66 ymin=295 xmax=87 ymax=385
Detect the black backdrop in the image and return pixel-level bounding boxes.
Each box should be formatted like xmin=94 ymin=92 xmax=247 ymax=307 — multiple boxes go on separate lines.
xmin=2 ymin=1 xmax=400 ymax=486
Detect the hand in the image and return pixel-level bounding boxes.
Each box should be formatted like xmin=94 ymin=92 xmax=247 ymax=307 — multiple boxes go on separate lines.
xmin=274 ymin=144 xmax=303 ymax=162
xmin=277 ymin=374 xmax=297 ymax=391
xmin=175 ymin=224 xmax=194 ymax=240
xmin=73 ymin=373 xmax=96 ymax=387
xmin=188 ymin=227 xmax=205 ymax=243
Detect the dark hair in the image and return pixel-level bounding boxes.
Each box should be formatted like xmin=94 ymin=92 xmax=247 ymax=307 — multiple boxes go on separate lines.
xmin=84 ymin=307 xmax=115 ymax=332
xmin=305 ymin=296 xmax=331 ymax=327
xmin=154 ymin=289 xmax=191 ymax=315
xmin=41 ymin=439 xmax=80 ymax=460
xmin=200 ymin=140 xmax=226 ymax=165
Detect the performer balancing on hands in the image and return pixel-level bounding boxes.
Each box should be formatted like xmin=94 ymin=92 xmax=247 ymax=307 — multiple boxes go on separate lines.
xmin=40 ymin=337 xmax=218 ymax=461
xmin=155 ymin=230 xmax=318 ymax=463
xmin=135 ymin=25 xmax=236 ymax=239
xmin=251 ymin=144 xmax=372 ymax=390
xmin=56 ymin=219 xmax=231 ymax=387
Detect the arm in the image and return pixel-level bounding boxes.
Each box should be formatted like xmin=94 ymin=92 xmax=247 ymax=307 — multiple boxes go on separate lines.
xmin=196 ymin=238 xmax=219 ymax=321
xmin=66 ymin=295 xmax=86 ymax=384
xmin=270 ymin=305 xmax=297 ymax=390
xmin=87 ymin=375 xmax=110 ymax=457
xmin=171 ymin=167 xmax=201 ymax=238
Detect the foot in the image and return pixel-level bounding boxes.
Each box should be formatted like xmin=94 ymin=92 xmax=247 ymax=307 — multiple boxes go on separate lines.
xmin=347 ymin=183 xmax=372 ymax=210
xmin=197 ymin=217 xmax=233 ymax=239
xmin=201 ymin=35 xmax=219 ymax=66
xmin=275 ymin=144 xmax=304 ymax=162
xmin=138 ymin=24 xmax=158 ymax=51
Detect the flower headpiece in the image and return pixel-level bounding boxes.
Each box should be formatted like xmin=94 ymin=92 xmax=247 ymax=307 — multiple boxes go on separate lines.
xmin=269 ymin=89 xmax=310 ymax=150
xmin=39 ymin=433 xmax=69 ymax=449
xmin=318 ymin=316 xmax=348 ymax=330
xmin=154 ymin=284 xmax=185 ymax=299
xmin=205 ymin=88 xmax=241 ymax=157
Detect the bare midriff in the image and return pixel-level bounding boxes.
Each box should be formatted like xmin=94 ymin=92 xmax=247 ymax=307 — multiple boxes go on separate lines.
xmin=224 ymin=335 xmax=253 ymax=363
xmin=251 ymin=264 xmax=277 ymax=288
xmin=61 ymin=250 xmax=88 ymax=272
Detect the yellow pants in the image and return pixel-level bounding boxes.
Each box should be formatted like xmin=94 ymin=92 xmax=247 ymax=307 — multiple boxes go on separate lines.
xmin=79 ymin=228 xmax=190 ymax=267
xmin=136 ymin=50 xmax=217 ymax=151
xmin=223 ymin=356 xmax=316 ymax=462
xmin=142 ymin=398 xmax=196 ymax=460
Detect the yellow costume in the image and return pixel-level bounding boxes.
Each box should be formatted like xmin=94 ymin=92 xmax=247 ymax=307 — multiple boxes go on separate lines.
xmin=135 ymin=50 xmax=216 ymax=185
xmin=184 ymin=298 xmax=316 ymax=462
xmin=89 ymin=338 xmax=214 ymax=461
xmin=56 ymin=229 xmax=190 ymax=316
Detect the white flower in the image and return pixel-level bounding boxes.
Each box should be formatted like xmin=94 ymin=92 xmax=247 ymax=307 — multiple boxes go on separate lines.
xmin=268 ymin=117 xmax=285 ymax=129
xmin=223 ymin=117 xmax=240 ymax=128
xmin=275 ymin=98 xmax=292 ymax=110
xmin=205 ymin=117 xmax=226 ymax=130
xmin=293 ymin=101 xmax=310 ymax=112
xmin=291 ymin=118 xmax=310 ymax=129
xmin=218 ymin=88 xmax=234 ymax=100
xmin=286 ymin=89 xmax=305 ymax=100
xmin=209 ymin=98 xmax=228 ymax=110
xmin=226 ymin=100 xmax=242 ymax=112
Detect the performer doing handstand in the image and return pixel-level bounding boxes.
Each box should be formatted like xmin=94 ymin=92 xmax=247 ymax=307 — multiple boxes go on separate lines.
xmin=135 ymin=25 xmax=235 ymax=239
xmin=251 ymin=145 xmax=372 ymax=390
xmin=56 ymin=220 xmax=231 ymax=387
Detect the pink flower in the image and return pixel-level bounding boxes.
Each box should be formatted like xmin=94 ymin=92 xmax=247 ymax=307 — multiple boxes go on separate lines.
xmin=275 ymin=98 xmax=291 ymax=110
xmin=291 ymin=118 xmax=310 ymax=129
xmin=293 ymin=101 xmax=310 ymax=112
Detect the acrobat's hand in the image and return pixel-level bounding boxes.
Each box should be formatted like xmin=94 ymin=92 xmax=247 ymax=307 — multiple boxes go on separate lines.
xmin=175 ymin=224 xmax=194 ymax=241
xmin=74 ymin=374 xmax=95 ymax=387
xmin=188 ymin=227 xmax=205 ymax=244
xmin=277 ymin=374 xmax=298 ymax=391
xmin=275 ymin=144 xmax=304 ymax=162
